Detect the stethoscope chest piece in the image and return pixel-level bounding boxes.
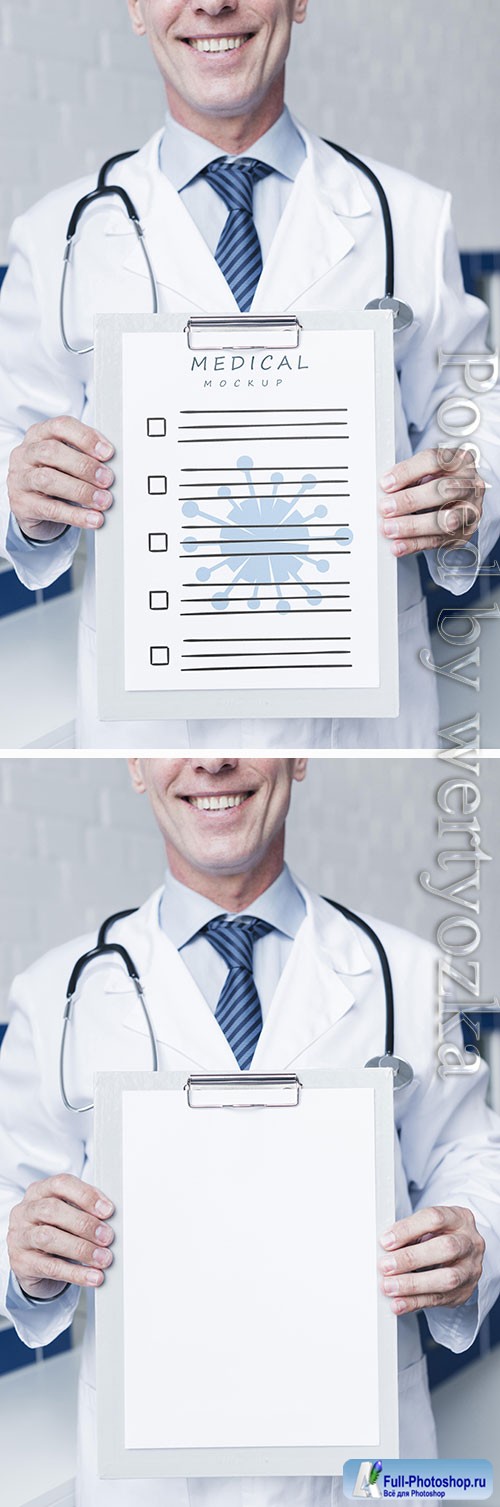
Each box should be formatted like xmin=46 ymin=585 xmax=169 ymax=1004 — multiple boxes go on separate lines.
xmin=365 ymin=295 xmax=414 ymax=332
xmin=365 ymin=1052 xmax=414 ymax=1090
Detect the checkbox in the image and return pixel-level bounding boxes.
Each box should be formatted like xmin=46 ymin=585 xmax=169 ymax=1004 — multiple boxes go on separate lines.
xmin=150 ymin=646 xmax=170 ymax=666
xmin=149 ymin=533 xmax=168 ymax=552
xmin=148 ymin=475 xmax=167 ymax=494
xmin=147 ymin=417 xmax=167 ymax=437
xmin=149 ymin=590 xmax=169 ymax=610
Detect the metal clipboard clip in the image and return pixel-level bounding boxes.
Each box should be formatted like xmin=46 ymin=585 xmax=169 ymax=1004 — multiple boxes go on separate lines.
xmin=185 ymin=315 xmax=302 ymax=352
xmin=185 ymin=1073 xmax=301 ymax=1108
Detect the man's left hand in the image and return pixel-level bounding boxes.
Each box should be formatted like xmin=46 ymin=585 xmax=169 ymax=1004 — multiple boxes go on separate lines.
xmin=379 ymin=447 xmax=485 ymax=557
xmin=379 ymin=1205 xmax=485 ymax=1313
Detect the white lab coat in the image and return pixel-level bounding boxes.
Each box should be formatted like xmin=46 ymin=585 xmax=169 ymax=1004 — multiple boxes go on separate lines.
xmin=0 ymin=123 xmax=499 ymax=749
xmin=1 ymin=880 xmax=500 ymax=1507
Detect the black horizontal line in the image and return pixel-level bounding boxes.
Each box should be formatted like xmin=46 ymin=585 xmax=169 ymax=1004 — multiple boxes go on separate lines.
xmin=181 ymin=550 xmax=351 ymax=559
xmin=180 ymin=595 xmax=350 ymax=603
xmin=182 ymin=649 xmax=352 ymax=658
xmin=180 ymin=409 xmax=348 ymax=415
xmin=181 ymin=522 xmax=349 ymax=529
xmin=180 ymin=467 xmax=348 ymax=472
xmin=180 ymin=608 xmax=352 ymax=616
xmin=182 ymin=537 xmax=349 ymax=547
xmin=179 ymin=422 xmax=348 ymax=430
xmin=179 ymin=437 xmax=349 ymax=444
xmin=183 ymin=580 xmax=350 ymax=588
xmin=183 ymin=636 xmax=352 ymax=643
xmin=181 ymin=663 xmax=353 ymax=672
xmin=178 ymin=489 xmax=350 ymax=496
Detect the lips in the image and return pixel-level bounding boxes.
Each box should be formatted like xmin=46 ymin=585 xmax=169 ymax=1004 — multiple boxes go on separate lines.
xmin=184 ymin=34 xmax=252 ymax=54
xmin=183 ymin=792 xmax=253 ymax=811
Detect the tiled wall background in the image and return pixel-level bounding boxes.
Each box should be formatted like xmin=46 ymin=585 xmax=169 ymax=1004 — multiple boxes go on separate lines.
xmin=1 ymin=0 xmax=499 ymax=259
xmin=1 ymin=756 xmax=498 ymax=1021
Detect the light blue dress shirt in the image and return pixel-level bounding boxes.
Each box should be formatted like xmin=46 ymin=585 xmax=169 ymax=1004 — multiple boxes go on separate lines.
xmin=158 ymin=105 xmax=306 ymax=262
xmin=159 ymin=862 xmax=306 ymax=1021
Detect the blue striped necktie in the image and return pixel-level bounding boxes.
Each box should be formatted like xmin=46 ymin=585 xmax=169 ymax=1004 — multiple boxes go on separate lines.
xmin=203 ymin=157 xmax=273 ymax=312
xmin=203 ymin=914 xmax=273 ymax=1069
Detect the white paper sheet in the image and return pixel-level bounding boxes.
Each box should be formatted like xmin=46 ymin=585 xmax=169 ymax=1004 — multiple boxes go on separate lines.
xmin=122 ymin=1086 xmax=379 ymax=1451
xmin=121 ymin=329 xmax=383 ymax=693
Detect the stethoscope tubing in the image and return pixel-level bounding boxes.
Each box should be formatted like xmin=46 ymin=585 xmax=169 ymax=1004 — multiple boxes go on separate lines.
xmin=59 ymin=900 xmax=412 ymax=1114
xmin=59 ymin=141 xmax=413 ymax=355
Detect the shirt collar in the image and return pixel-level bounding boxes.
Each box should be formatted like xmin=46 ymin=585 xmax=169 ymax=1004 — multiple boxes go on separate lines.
xmin=159 ymin=105 xmax=306 ymax=192
xmin=159 ymin=862 xmax=306 ymax=950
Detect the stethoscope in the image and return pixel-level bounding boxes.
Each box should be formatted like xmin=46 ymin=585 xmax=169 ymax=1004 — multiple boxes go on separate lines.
xmin=59 ymin=898 xmax=414 ymax=1114
xmin=59 ymin=139 xmax=415 ymax=356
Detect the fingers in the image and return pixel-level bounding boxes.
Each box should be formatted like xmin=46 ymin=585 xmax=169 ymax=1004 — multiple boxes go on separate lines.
xmin=379 ymin=447 xmax=484 ymax=558
xmin=380 ymin=1230 xmax=472 ymax=1276
xmin=379 ymin=1206 xmax=485 ymax=1314
xmin=24 ymin=1173 xmax=114 ymax=1218
xmin=13 ymin=1250 xmax=106 ymax=1290
xmin=34 ymin=1194 xmax=115 ymax=1250
xmin=7 ymin=418 xmax=115 ymax=536
xmin=8 ymin=1176 xmax=115 ymax=1292
xmin=380 ymin=447 xmax=476 ymax=492
xmin=29 ymin=417 xmax=114 ymax=463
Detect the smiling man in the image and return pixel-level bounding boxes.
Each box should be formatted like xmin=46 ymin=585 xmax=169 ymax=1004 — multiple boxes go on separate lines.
xmin=1 ymin=757 xmax=500 ymax=1507
xmin=1 ymin=1 xmax=499 ymax=748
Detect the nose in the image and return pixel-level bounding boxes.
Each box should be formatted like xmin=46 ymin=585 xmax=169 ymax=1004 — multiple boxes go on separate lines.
xmin=192 ymin=0 xmax=238 ymax=13
xmin=189 ymin=757 xmax=239 ymax=776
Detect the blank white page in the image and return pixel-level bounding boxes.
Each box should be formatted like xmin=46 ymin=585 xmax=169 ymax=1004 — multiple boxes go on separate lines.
xmin=122 ymin=1086 xmax=379 ymax=1451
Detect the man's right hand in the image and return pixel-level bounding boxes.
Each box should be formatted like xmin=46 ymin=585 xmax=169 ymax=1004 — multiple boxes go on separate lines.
xmin=7 ymin=417 xmax=115 ymax=542
xmin=7 ymin=1174 xmax=115 ymax=1299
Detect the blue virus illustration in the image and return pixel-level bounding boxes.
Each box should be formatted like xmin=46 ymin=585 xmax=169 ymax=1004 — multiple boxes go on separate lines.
xmin=181 ymin=455 xmax=353 ymax=612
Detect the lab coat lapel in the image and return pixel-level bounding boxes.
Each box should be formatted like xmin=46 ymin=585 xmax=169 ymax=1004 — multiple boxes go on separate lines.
xmin=106 ymin=123 xmax=372 ymax=314
xmin=253 ymin=129 xmax=371 ymax=313
xmin=105 ymin=132 xmax=238 ymax=311
xmin=252 ymin=881 xmax=373 ymax=1070
xmin=104 ymin=892 xmax=237 ymax=1070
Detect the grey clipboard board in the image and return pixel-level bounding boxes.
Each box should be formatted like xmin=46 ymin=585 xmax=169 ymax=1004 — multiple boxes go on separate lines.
xmin=95 ymin=1068 xmax=399 ymax=1480
xmin=95 ymin=310 xmax=398 ymax=723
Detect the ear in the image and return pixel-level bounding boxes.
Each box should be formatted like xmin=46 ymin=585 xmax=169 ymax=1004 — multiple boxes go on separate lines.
xmin=292 ymin=758 xmax=308 ymax=784
xmin=128 ymin=758 xmax=147 ymax=793
xmin=127 ymin=0 xmax=147 ymax=38
xmin=293 ymin=0 xmax=309 ymax=23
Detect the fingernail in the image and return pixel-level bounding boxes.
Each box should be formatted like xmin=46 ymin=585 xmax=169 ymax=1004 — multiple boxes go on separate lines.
xmin=380 ymin=1231 xmax=396 ymax=1248
xmin=95 ymin=1197 xmax=114 ymax=1217
xmin=86 ymin=1269 xmax=103 ymax=1285
xmin=392 ymin=541 xmax=406 ymax=556
xmin=95 ymin=466 xmax=113 ymax=485
xmin=383 ymin=520 xmax=399 ymax=538
xmin=95 ymin=440 xmax=114 ymax=460
xmin=444 ymin=510 xmax=460 ymax=531
xmin=86 ymin=513 xmax=103 ymax=528
xmin=383 ymin=1278 xmax=399 ymax=1295
xmin=380 ymin=472 xmax=396 ymax=490
xmin=381 ymin=497 xmax=397 ymax=514
xmin=92 ymin=1248 xmax=113 ymax=1267
xmin=392 ymin=1299 xmax=407 ymax=1314
xmin=95 ymin=1224 xmax=112 ymax=1244
xmin=92 ymin=490 xmax=111 ymax=506
xmin=381 ymin=1257 xmax=397 ymax=1273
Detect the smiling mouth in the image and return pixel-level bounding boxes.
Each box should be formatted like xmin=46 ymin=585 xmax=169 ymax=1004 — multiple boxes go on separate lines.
xmin=184 ymin=35 xmax=253 ymax=54
xmin=183 ymin=792 xmax=254 ymax=811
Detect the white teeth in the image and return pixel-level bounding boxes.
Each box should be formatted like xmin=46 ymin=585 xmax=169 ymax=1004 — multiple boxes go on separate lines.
xmin=189 ymin=793 xmax=248 ymax=811
xmin=190 ymin=36 xmax=247 ymax=53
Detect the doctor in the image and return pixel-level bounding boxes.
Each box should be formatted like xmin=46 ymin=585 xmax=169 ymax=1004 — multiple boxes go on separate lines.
xmin=1 ymin=757 xmax=499 ymax=1507
xmin=0 ymin=0 xmax=498 ymax=749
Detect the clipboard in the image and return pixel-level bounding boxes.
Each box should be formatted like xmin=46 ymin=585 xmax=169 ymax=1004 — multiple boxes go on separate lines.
xmin=95 ymin=1068 xmax=399 ymax=1480
xmin=94 ymin=310 xmax=398 ymax=723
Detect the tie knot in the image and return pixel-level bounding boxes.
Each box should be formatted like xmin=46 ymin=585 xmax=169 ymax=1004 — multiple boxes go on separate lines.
xmin=203 ymin=156 xmax=273 ymax=216
xmin=203 ymin=914 xmax=273 ymax=972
